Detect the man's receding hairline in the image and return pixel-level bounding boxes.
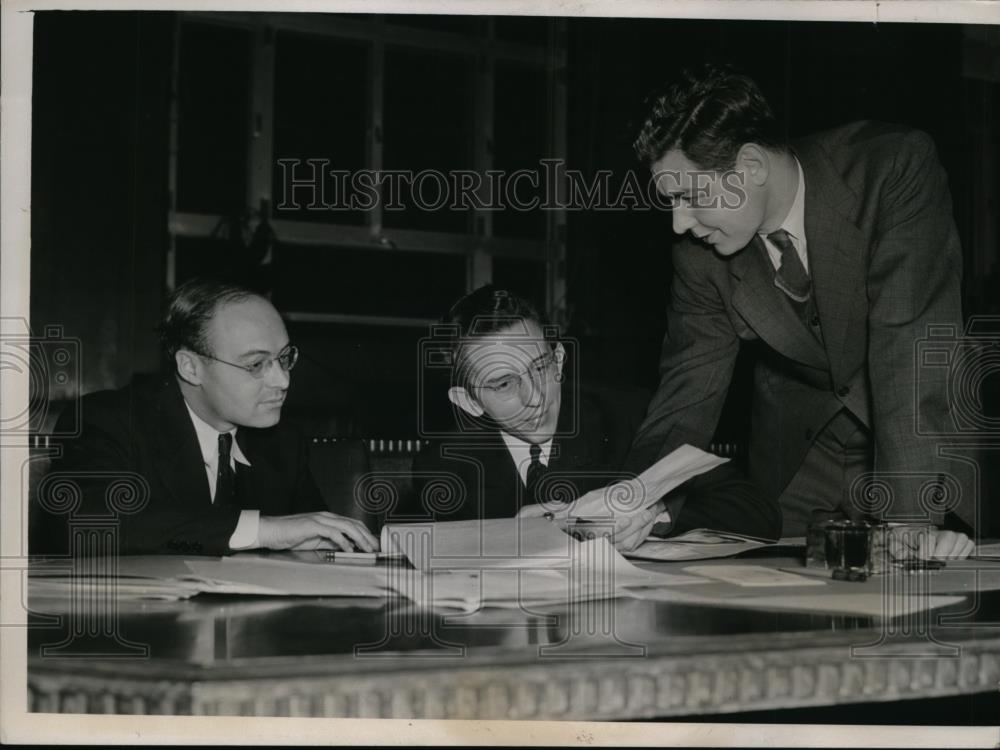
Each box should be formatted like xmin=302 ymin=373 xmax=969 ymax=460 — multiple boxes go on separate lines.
xmin=203 ymin=294 xmax=285 ymax=357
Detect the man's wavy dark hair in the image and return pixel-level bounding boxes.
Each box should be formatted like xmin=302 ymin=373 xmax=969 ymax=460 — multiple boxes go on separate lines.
xmin=633 ymin=63 xmax=785 ymax=170
xmin=442 ymin=285 xmax=547 ymax=387
xmin=157 ymin=277 xmax=262 ymax=361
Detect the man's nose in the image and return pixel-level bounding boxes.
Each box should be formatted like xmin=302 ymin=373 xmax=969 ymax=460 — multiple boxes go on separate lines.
xmin=672 ymin=204 xmax=698 ymax=235
xmin=265 ymin=359 xmax=291 ymax=389
xmin=519 ymin=371 xmax=544 ymax=407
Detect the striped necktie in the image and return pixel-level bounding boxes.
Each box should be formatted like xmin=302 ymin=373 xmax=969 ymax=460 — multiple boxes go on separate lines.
xmin=526 ymin=443 xmax=548 ymax=504
xmin=768 ymin=229 xmax=811 ymax=303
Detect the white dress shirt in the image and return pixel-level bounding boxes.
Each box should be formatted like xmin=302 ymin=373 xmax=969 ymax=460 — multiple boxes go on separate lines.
xmin=184 ymin=402 xmax=260 ymax=550
xmin=500 ymin=430 xmax=552 ymax=485
xmin=760 ymin=156 xmax=809 ymax=274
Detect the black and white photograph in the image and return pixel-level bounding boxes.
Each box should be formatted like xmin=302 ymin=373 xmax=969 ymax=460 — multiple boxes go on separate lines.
xmin=2 ymin=0 xmax=999 ymax=745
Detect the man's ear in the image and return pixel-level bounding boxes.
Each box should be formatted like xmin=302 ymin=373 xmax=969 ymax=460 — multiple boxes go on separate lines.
xmin=737 ymin=143 xmax=769 ymax=187
xmin=175 ymin=349 xmax=203 ymax=387
xmin=448 ymin=386 xmax=484 ymax=417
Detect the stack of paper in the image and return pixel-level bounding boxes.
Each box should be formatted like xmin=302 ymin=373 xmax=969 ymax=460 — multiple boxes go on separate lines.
xmin=627 ymin=529 xmax=774 ymax=562
xmin=378 ymin=518 xmax=707 ymax=610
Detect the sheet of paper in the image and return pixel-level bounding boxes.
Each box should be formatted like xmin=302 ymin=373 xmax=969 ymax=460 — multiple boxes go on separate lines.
xmin=633 ymin=444 xmax=731 ymax=509
xmin=567 ymin=444 xmax=729 ymax=518
xmin=682 ymin=564 xmax=826 ymax=587
xmin=624 ymin=587 xmax=964 ymax=617
xmin=381 ymin=517 xmax=577 ymax=571
xmin=30 ymin=555 xmax=215 ymax=580
xmin=28 ymin=577 xmax=203 ymax=601
xmin=626 ymin=528 xmax=773 ymax=562
xmin=185 ymin=557 xmax=393 ymax=597
xmin=387 ymin=536 xmax=707 ymax=610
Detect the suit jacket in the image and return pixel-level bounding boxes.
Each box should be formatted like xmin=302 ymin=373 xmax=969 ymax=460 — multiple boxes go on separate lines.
xmin=405 ymin=386 xmax=781 ymax=539
xmin=38 ymin=374 xmax=325 ymax=555
xmin=627 ymin=122 xmax=970 ymax=526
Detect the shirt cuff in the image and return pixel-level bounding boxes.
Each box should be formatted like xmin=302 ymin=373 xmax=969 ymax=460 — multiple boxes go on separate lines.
xmin=648 ymin=509 xmax=674 ymax=539
xmin=228 ymin=510 xmax=260 ymax=550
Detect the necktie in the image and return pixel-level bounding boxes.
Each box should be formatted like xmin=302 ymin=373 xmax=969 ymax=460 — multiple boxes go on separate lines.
xmin=526 ymin=443 xmax=548 ymax=504
xmin=769 ymin=229 xmax=811 ymax=302
xmin=215 ymin=432 xmax=235 ymax=506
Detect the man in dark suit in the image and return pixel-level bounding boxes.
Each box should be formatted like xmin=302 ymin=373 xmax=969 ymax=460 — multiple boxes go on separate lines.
xmin=624 ymin=63 xmax=974 ymax=557
xmin=38 ymin=278 xmax=378 ymax=556
xmin=406 ymin=286 xmax=781 ymax=550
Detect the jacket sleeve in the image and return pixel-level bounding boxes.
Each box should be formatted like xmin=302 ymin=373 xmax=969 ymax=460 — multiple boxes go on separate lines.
xmin=654 ymin=463 xmax=782 ymax=541
xmin=625 ymin=241 xmax=741 ymax=474
xmin=865 ymin=130 xmax=965 ymax=525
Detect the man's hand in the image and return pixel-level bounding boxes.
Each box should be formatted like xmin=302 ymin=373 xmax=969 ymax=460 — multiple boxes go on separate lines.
xmin=887 ymin=525 xmax=975 ymax=562
xmin=517 ymin=487 xmax=663 ymax=553
xmin=257 ymin=512 xmax=379 ymax=552
xmin=923 ymin=529 xmax=975 ymax=560
xmin=607 ymin=501 xmax=665 ymax=552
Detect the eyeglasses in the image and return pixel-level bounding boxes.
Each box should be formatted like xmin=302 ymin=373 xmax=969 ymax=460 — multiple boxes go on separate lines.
xmin=469 ymin=349 xmax=560 ymax=402
xmin=196 ymin=344 xmax=299 ymax=379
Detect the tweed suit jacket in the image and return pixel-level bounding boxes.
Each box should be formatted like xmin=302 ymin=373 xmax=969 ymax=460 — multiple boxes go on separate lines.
xmin=626 ymin=122 xmax=970 ymax=526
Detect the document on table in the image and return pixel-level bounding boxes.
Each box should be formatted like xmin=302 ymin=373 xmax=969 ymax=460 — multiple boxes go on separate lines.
xmin=185 ymin=555 xmax=394 ymax=598
xmin=626 ymin=529 xmax=775 ymax=562
xmin=681 ymin=564 xmax=825 ymax=587
xmin=380 ymin=517 xmax=582 ymax=570
xmin=29 ymin=555 xmax=225 ymax=601
xmin=389 ymin=536 xmax=709 ymax=611
xmin=626 ymin=588 xmax=967 ymax=617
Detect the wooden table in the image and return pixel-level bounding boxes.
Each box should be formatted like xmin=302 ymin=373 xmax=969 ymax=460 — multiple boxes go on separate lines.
xmin=26 ymin=553 xmax=1000 ymax=720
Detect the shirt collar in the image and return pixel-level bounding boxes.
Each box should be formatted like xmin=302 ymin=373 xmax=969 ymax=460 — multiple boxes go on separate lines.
xmin=183 ymin=400 xmax=252 ymax=467
xmin=500 ymin=430 xmax=553 ymax=466
xmin=760 ymin=155 xmax=806 ymax=243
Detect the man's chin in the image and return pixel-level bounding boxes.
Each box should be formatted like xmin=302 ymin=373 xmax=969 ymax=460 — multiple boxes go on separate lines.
xmin=248 ymin=410 xmax=283 ymax=429
xmin=713 ymin=239 xmax=747 ymax=257
xmin=514 ymin=421 xmax=558 ymax=444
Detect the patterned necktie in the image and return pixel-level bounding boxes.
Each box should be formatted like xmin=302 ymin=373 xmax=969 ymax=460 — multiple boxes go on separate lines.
xmin=215 ymin=432 xmax=235 ymax=506
xmin=768 ymin=229 xmax=811 ymax=302
xmin=526 ymin=443 xmax=548 ymax=504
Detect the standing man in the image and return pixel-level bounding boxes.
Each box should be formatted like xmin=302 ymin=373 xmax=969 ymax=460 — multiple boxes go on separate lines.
xmin=627 ymin=63 xmax=973 ymax=555
xmin=39 ymin=278 xmax=378 ymax=555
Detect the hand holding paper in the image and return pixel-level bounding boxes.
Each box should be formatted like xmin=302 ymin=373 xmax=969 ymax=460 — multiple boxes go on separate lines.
xmin=517 ymin=444 xmax=729 ymax=551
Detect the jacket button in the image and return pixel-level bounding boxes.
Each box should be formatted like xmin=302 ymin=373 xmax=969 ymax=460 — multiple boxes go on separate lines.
xmin=810 ymin=314 xmax=821 ymax=327
xmin=805 ymin=429 xmax=814 ymax=441
xmin=837 ymin=385 xmax=850 ymax=397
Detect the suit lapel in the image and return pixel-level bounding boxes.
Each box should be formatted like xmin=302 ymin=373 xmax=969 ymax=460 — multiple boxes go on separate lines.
xmin=793 ymin=138 xmax=868 ymax=385
xmin=152 ymin=378 xmax=213 ymax=508
xmin=730 ymin=236 xmax=828 ymax=369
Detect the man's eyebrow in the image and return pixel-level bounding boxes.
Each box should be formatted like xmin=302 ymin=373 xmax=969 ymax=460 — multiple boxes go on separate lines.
xmin=481 ymin=350 xmax=549 ymax=380
xmin=236 ymin=344 xmax=289 ymax=360
xmin=483 ymin=371 xmax=517 ymax=386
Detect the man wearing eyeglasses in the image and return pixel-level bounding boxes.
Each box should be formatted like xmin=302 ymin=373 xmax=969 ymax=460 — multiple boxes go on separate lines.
xmin=403 ymin=286 xmax=781 ymax=551
xmin=40 ymin=278 xmax=378 ymax=556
